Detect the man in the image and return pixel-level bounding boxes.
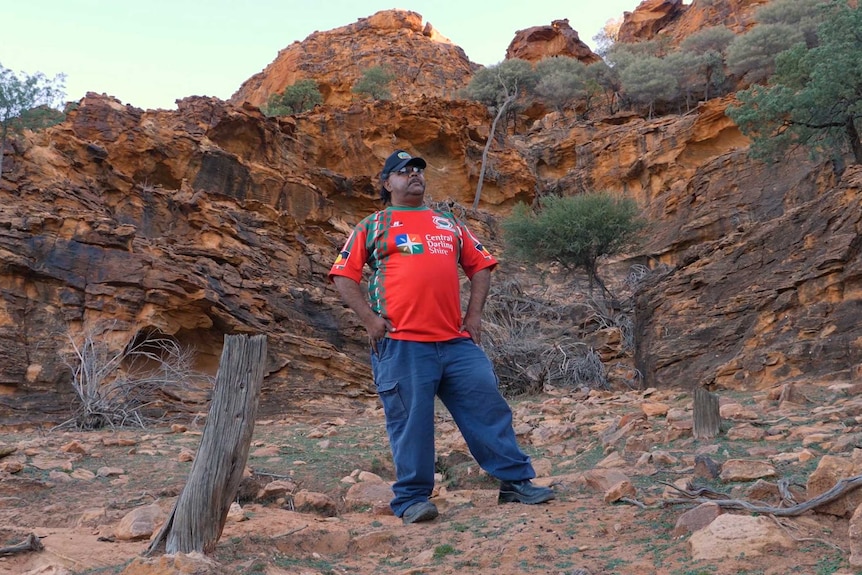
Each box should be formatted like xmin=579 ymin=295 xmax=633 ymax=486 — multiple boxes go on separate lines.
xmin=329 ymin=150 xmax=554 ymax=524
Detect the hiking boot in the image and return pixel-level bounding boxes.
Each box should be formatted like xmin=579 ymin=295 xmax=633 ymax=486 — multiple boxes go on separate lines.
xmin=401 ymin=501 xmax=439 ymax=524
xmin=498 ymin=479 xmax=555 ymax=504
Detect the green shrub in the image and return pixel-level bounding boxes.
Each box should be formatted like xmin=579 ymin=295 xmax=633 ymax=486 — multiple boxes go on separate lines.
xmin=263 ymin=79 xmax=322 ymax=116
xmin=352 ymin=66 xmax=394 ymax=101
xmin=502 ymin=192 xmax=644 ymax=296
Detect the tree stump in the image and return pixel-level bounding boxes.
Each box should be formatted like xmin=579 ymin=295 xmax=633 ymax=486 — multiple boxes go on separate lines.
xmin=146 ymin=334 xmax=267 ymax=555
xmin=693 ymin=386 xmax=721 ymax=439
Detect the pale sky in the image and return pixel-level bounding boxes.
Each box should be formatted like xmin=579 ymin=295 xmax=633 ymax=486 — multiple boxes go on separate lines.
xmin=2 ymin=0 xmax=641 ymax=111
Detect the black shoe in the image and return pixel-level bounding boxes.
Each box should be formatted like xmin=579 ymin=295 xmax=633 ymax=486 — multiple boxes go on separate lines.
xmin=498 ymin=479 xmax=555 ymax=504
xmin=401 ymin=501 xmax=439 ymax=524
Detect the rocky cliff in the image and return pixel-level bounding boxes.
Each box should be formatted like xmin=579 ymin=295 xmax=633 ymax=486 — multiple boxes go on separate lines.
xmin=505 ymin=19 xmax=601 ymax=64
xmin=1 ymin=6 xmax=860 ymax=426
xmin=230 ymin=10 xmax=478 ymax=108
xmin=618 ymin=0 xmax=769 ymax=44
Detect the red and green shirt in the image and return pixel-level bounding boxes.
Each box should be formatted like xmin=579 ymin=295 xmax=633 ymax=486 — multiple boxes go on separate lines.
xmin=328 ymin=206 xmax=498 ymax=342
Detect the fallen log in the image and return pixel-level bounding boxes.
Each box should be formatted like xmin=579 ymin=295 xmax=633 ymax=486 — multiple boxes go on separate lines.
xmin=0 ymin=533 xmax=43 ymax=557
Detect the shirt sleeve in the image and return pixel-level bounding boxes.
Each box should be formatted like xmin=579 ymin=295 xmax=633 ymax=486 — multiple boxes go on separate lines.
xmin=457 ymin=222 xmax=498 ymax=278
xmin=328 ymin=225 xmax=369 ymax=284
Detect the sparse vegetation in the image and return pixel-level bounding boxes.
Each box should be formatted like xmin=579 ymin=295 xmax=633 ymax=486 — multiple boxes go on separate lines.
xmin=263 ymin=79 xmax=323 ymax=116
xmin=433 ymin=543 xmax=459 ymax=560
xmin=59 ymin=324 xmax=209 ymax=430
xmin=352 ymin=66 xmax=395 ymax=101
xmin=727 ymin=2 xmax=862 ymax=166
xmin=2 ymin=381 xmax=860 ymax=574
xmin=464 ymin=58 xmax=538 ymax=209
xmin=0 ymin=62 xmax=66 ymax=178
xmin=534 ymin=57 xmax=590 ymax=114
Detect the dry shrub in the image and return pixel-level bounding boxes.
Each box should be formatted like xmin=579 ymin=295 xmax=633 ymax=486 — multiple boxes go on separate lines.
xmin=483 ymin=278 xmax=609 ymax=396
xmin=58 ymin=324 xmax=211 ymax=430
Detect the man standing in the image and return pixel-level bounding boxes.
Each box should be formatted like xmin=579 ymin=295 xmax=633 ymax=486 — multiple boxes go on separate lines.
xmin=329 ymin=150 xmax=554 ymax=524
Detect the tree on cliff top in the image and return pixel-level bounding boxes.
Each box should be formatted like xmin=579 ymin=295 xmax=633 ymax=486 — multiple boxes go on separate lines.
xmin=464 ymin=59 xmax=537 ymax=210
xmin=534 ymin=57 xmax=590 ymax=114
xmin=725 ymin=0 xmax=833 ymax=86
xmin=0 ymin=63 xmax=66 ymax=179
xmin=727 ymin=3 xmax=862 ymax=167
xmin=680 ymin=26 xmax=735 ymax=101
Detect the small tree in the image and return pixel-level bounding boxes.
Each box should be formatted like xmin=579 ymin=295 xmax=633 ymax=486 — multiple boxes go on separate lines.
xmin=534 ymin=57 xmax=589 ymax=114
xmin=586 ymin=61 xmax=621 ymax=115
xmin=755 ymin=0 xmax=834 ymax=46
xmin=727 ymin=3 xmax=862 ymax=166
xmin=352 ymin=66 xmax=395 ymax=101
xmin=680 ymin=26 xmax=735 ymax=101
xmin=663 ymin=51 xmax=702 ymax=112
xmin=502 ymin=192 xmax=645 ymax=298
xmin=263 ymin=79 xmax=322 ymax=116
xmin=726 ymin=24 xmax=804 ymax=85
xmin=620 ymin=56 xmax=678 ymax=118
xmin=592 ymin=17 xmax=622 ymax=58
xmin=0 ymin=63 xmax=66 ymax=178
xmin=464 ymin=59 xmax=538 ymax=209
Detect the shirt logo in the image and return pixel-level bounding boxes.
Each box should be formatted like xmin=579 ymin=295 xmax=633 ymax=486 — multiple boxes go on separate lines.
xmin=395 ymin=234 xmax=424 ymax=255
xmin=433 ymin=216 xmax=455 ymax=231
xmin=391 ymin=221 xmax=404 ymax=228
xmin=475 ymin=243 xmax=492 ymax=259
xmin=333 ymin=250 xmax=350 ymax=268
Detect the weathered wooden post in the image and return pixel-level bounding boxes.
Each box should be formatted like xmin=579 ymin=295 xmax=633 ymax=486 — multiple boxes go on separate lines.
xmin=693 ymin=386 xmax=721 ymax=440
xmin=146 ymin=334 xmax=267 ymax=555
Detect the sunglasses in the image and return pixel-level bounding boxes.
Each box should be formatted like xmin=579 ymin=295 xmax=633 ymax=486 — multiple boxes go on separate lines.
xmin=395 ymin=166 xmax=424 ymax=175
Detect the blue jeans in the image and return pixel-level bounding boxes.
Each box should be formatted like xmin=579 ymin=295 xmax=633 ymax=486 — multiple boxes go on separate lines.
xmin=371 ymin=337 xmax=535 ymax=517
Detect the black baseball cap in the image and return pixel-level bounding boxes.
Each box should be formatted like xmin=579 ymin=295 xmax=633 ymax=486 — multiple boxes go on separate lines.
xmin=379 ymin=150 xmax=427 ymax=203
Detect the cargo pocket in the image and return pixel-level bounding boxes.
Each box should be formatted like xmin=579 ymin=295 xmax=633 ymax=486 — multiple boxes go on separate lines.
xmin=375 ymin=378 xmax=407 ymax=422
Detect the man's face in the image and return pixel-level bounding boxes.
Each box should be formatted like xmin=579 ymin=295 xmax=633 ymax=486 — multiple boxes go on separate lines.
xmin=384 ymin=165 xmax=426 ymax=206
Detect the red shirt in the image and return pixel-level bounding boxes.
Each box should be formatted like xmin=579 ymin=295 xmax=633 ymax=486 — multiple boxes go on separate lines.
xmin=329 ymin=206 xmax=497 ymax=341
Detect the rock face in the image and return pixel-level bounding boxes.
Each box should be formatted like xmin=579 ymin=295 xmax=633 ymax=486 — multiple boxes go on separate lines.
xmin=505 ymin=19 xmax=601 ymax=64
xmin=230 ymin=9 xmax=477 ymax=108
xmin=636 ymin=164 xmax=862 ymax=390
xmin=0 ymin=92 xmax=508 ymax=423
xmin=0 ymin=94 xmax=377 ymax=421
xmin=618 ymin=0 xmax=768 ymax=45
xmin=1 ymin=7 xmax=861 ymax=425
xmin=617 ymin=0 xmax=687 ymax=43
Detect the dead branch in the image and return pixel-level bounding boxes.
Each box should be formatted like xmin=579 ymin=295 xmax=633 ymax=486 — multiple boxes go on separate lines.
xmin=658 ymin=480 xmax=731 ymax=499
xmin=778 ymin=477 xmax=800 ymax=507
xmin=771 ymin=517 xmax=844 ymax=553
xmin=272 ymin=525 xmax=308 ymax=539
xmin=662 ymin=474 xmax=862 ymax=516
xmin=620 ymin=497 xmax=648 ymax=509
xmin=0 ymin=533 xmax=43 ymax=557
xmin=252 ymin=470 xmax=293 ymax=480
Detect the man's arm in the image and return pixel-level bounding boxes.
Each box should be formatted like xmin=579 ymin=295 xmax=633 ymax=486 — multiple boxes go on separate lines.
xmin=461 ymin=267 xmax=491 ymax=345
xmin=332 ymin=275 xmax=394 ymax=351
